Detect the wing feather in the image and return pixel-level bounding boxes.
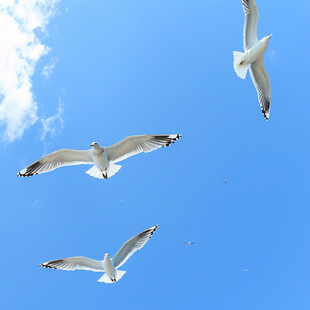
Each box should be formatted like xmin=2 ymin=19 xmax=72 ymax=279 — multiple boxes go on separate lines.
xmin=18 ymin=149 xmax=93 ymax=177
xmin=39 ymin=256 xmax=104 ymax=272
xmin=242 ymin=0 xmax=258 ymax=50
xmin=106 ymin=134 xmax=181 ymax=163
xmin=112 ymin=225 xmax=159 ymax=269
xmin=249 ymin=57 xmax=271 ymax=120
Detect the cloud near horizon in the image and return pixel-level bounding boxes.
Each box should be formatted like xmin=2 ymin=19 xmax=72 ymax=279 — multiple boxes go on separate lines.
xmin=0 ymin=0 xmax=59 ymax=142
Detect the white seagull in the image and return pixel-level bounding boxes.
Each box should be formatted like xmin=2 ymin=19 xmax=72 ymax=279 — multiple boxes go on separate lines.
xmin=40 ymin=225 xmax=159 ymax=283
xmin=184 ymin=242 xmax=195 ymax=245
xmin=17 ymin=134 xmax=181 ymax=179
xmin=233 ymin=0 xmax=272 ymax=120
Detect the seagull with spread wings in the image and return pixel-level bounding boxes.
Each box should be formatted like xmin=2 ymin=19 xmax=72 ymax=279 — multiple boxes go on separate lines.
xmin=40 ymin=225 xmax=159 ymax=283
xmin=184 ymin=242 xmax=195 ymax=246
xmin=17 ymin=134 xmax=181 ymax=179
xmin=233 ymin=0 xmax=272 ymax=120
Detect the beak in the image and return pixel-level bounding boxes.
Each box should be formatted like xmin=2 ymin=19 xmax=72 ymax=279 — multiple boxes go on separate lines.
xmin=90 ymin=143 xmax=94 ymax=147
xmin=268 ymin=34 xmax=273 ymax=38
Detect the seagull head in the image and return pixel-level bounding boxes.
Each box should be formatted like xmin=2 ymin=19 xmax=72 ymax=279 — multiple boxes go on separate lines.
xmin=90 ymin=142 xmax=100 ymax=149
xmin=104 ymin=253 xmax=110 ymax=259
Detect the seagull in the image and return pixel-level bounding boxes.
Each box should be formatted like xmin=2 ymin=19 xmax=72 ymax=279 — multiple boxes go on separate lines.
xmin=39 ymin=225 xmax=159 ymax=283
xmin=221 ymin=179 xmax=227 ymax=184
xmin=184 ymin=242 xmax=195 ymax=245
xmin=17 ymin=134 xmax=181 ymax=179
xmin=233 ymin=0 xmax=272 ymax=120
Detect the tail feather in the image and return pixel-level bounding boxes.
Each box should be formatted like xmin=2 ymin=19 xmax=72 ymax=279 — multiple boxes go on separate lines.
xmin=85 ymin=164 xmax=122 ymax=179
xmin=106 ymin=163 xmax=121 ymax=178
xmin=233 ymin=51 xmax=249 ymax=79
xmin=85 ymin=165 xmax=105 ymax=179
xmin=97 ymin=270 xmax=126 ymax=283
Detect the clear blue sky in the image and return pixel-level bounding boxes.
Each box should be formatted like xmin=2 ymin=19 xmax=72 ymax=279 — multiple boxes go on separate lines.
xmin=1 ymin=0 xmax=310 ymax=309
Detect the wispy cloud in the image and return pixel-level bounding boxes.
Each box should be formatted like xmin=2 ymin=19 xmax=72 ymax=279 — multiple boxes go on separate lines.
xmin=268 ymin=48 xmax=278 ymax=61
xmin=41 ymin=58 xmax=57 ymax=79
xmin=41 ymin=98 xmax=64 ymax=140
xmin=0 ymin=0 xmax=60 ymax=142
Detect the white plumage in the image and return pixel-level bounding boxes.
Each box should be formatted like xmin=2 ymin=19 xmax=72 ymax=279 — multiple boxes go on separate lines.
xmin=233 ymin=0 xmax=272 ymax=120
xmin=17 ymin=134 xmax=181 ymax=179
xmin=40 ymin=225 xmax=159 ymax=283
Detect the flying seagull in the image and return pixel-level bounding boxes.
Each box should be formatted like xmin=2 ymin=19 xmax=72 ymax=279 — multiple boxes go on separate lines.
xmin=184 ymin=242 xmax=195 ymax=245
xmin=233 ymin=0 xmax=272 ymax=120
xmin=17 ymin=134 xmax=181 ymax=179
xmin=40 ymin=225 xmax=159 ymax=283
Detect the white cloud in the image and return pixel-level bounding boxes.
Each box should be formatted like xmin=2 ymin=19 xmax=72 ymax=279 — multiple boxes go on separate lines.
xmin=268 ymin=48 xmax=278 ymax=61
xmin=40 ymin=98 xmax=64 ymax=140
xmin=0 ymin=0 xmax=59 ymax=142
xmin=41 ymin=58 xmax=57 ymax=79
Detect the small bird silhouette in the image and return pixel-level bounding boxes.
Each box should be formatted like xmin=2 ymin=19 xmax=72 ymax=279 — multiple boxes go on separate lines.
xmin=221 ymin=179 xmax=227 ymax=184
xmin=184 ymin=242 xmax=195 ymax=245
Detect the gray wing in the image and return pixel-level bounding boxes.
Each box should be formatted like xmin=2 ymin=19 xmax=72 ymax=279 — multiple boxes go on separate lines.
xmin=112 ymin=225 xmax=159 ymax=269
xmin=249 ymin=57 xmax=271 ymax=120
xmin=18 ymin=149 xmax=93 ymax=177
xmin=40 ymin=256 xmax=104 ymax=272
xmin=242 ymin=0 xmax=258 ymax=50
xmin=105 ymin=134 xmax=181 ymax=163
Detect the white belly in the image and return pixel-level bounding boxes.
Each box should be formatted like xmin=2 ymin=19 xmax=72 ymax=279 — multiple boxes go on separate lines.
xmin=91 ymin=150 xmax=108 ymax=170
xmin=103 ymin=258 xmax=116 ymax=278
xmin=243 ymin=40 xmax=268 ymax=65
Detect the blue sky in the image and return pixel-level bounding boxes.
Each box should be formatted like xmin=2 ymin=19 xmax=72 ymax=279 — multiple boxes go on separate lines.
xmin=1 ymin=0 xmax=310 ymax=309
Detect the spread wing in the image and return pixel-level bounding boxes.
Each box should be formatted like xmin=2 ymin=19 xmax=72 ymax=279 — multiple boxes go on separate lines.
xmin=39 ymin=256 xmax=104 ymax=272
xmin=242 ymin=0 xmax=258 ymax=50
xmin=249 ymin=56 xmax=271 ymax=120
xmin=18 ymin=149 xmax=93 ymax=177
xmin=105 ymin=134 xmax=181 ymax=163
xmin=112 ymin=225 xmax=159 ymax=269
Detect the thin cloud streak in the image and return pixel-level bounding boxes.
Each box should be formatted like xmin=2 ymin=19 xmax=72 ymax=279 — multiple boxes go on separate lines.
xmin=40 ymin=98 xmax=64 ymax=140
xmin=41 ymin=58 xmax=57 ymax=79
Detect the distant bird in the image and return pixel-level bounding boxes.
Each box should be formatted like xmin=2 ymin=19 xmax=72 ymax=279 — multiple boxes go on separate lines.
xmin=243 ymin=269 xmax=249 ymax=272
xmin=17 ymin=134 xmax=181 ymax=179
xmin=233 ymin=0 xmax=272 ymax=120
xmin=221 ymin=179 xmax=227 ymax=184
xmin=40 ymin=225 xmax=159 ymax=283
xmin=184 ymin=242 xmax=195 ymax=245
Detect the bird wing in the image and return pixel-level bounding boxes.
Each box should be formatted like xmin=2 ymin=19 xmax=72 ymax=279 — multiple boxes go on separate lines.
xmin=40 ymin=256 xmax=104 ymax=272
xmin=242 ymin=0 xmax=258 ymax=50
xmin=249 ymin=56 xmax=271 ymax=120
xmin=112 ymin=225 xmax=159 ymax=269
xmin=105 ymin=134 xmax=181 ymax=163
xmin=18 ymin=149 xmax=93 ymax=177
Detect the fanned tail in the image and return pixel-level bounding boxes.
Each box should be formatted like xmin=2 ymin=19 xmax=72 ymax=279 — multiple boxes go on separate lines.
xmin=85 ymin=165 xmax=105 ymax=179
xmin=97 ymin=270 xmax=126 ymax=283
xmin=85 ymin=164 xmax=122 ymax=179
xmin=106 ymin=163 xmax=121 ymax=178
xmin=233 ymin=51 xmax=249 ymax=79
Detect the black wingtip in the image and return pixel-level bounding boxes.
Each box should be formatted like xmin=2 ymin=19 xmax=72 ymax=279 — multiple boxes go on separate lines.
xmin=17 ymin=161 xmax=41 ymax=177
xmin=39 ymin=263 xmax=57 ymax=270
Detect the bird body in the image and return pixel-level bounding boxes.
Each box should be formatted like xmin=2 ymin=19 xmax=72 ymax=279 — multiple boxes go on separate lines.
xmin=233 ymin=0 xmax=272 ymax=120
xmin=184 ymin=242 xmax=195 ymax=245
xmin=90 ymin=144 xmax=106 ymax=170
xmin=102 ymin=254 xmax=117 ymax=282
xmin=239 ymin=36 xmax=271 ymax=67
xmin=40 ymin=225 xmax=159 ymax=283
xmin=89 ymin=142 xmax=110 ymax=179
